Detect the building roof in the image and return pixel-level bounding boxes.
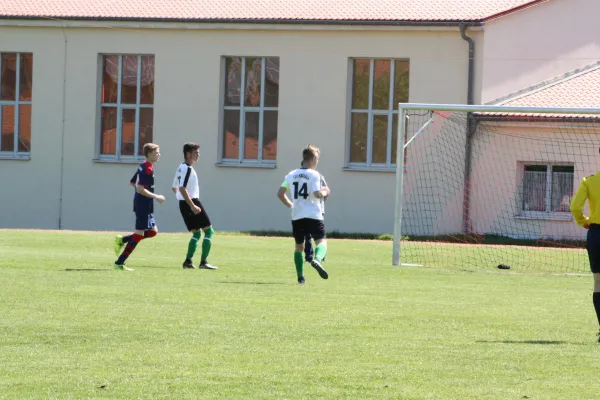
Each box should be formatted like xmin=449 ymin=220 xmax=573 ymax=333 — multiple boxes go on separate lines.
xmin=0 ymin=0 xmax=544 ymax=24
xmin=484 ymin=61 xmax=600 ymax=119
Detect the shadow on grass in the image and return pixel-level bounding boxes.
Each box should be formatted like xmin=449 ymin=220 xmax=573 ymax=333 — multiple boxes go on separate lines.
xmin=476 ymin=340 xmax=566 ymax=345
xmin=216 ymin=281 xmax=287 ymax=285
xmin=64 ymin=268 xmax=111 ymax=272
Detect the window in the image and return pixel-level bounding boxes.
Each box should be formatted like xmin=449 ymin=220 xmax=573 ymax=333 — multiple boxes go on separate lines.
xmin=99 ymin=55 xmax=154 ymax=161
xmin=0 ymin=52 xmax=33 ymax=157
xmin=221 ymin=56 xmax=279 ymax=165
xmin=520 ymin=164 xmax=573 ymax=215
xmin=348 ymin=58 xmax=409 ymax=169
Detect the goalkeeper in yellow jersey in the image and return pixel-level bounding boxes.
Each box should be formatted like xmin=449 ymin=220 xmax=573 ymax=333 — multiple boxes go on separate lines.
xmin=570 ymin=157 xmax=600 ymax=342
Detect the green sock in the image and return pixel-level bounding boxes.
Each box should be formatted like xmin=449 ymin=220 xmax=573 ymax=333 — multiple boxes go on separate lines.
xmin=186 ymin=231 xmax=201 ymax=260
xmin=294 ymin=251 xmax=304 ymax=279
xmin=315 ymin=243 xmax=327 ymax=262
xmin=201 ymin=227 xmax=214 ymax=263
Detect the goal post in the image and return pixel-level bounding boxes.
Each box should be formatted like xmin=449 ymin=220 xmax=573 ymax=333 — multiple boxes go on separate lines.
xmin=392 ymin=103 xmax=600 ymax=272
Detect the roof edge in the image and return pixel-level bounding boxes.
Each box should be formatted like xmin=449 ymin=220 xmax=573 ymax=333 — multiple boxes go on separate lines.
xmin=0 ymin=15 xmax=485 ymax=27
xmin=486 ymin=60 xmax=600 ymax=106
xmin=482 ymin=0 xmax=551 ymax=22
xmin=473 ymin=114 xmax=600 ymax=123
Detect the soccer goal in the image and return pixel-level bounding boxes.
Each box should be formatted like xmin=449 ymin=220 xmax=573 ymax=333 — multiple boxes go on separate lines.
xmin=393 ymin=103 xmax=600 ymax=273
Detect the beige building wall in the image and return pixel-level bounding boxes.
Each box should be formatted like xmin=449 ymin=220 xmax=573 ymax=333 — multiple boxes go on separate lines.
xmin=481 ymin=0 xmax=600 ymax=103
xmin=0 ymin=28 xmax=65 ymax=229
xmin=0 ymin=24 xmax=472 ymax=234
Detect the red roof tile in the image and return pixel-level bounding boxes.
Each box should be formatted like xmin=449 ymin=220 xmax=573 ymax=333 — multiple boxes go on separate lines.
xmin=486 ymin=61 xmax=600 ymax=119
xmin=0 ymin=0 xmax=543 ymax=23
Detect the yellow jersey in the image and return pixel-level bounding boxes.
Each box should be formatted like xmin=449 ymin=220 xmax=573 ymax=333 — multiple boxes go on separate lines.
xmin=570 ymin=172 xmax=600 ymax=227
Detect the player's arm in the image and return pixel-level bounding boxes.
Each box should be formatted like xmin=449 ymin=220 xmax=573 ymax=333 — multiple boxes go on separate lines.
xmin=320 ymin=175 xmax=330 ymax=200
xmin=178 ymin=186 xmax=198 ymax=209
xmin=311 ymin=173 xmax=330 ymax=199
xmin=129 ymin=171 xmax=138 ymax=187
xmin=136 ymin=185 xmax=165 ymax=203
xmin=570 ymin=179 xmax=589 ymax=227
xmin=171 ymin=172 xmax=179 ymax=193
xmin=278 ymin=181 xmax=292 ymax=208
xmin=136 ymin=166 xmax=165 ymax=203
xmin=177 ymin=166 xmax=201 ymax=213
xmin=135 ymin=185 xmax=159 ymax=199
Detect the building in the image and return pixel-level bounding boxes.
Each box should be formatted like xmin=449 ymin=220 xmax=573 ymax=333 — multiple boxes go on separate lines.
xmin=1 ymin=0 xmax=599 ymax=235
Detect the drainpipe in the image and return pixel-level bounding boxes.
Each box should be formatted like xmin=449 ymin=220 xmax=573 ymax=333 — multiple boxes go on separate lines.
xmin=58 ymin=26 xmax=67 ymax=229
xmin=460 ymin=24 xmax=476 ymax=234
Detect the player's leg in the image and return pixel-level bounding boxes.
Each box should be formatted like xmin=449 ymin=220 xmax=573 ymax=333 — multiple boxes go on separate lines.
xmin=309 ymin=219 xmax=328 ymax=279
xmin=144 ymin=220 xmax=158 ymax=239
xmin=114 ymin=214 xmax=151 ymax=270
xmin=195 ymin=199 xmax=218 ymax=270
xmin=116 ymin=225 xmax=156 ymax=255
xmin=304 ymin=233 xmax=314 ymax=262
xmin=587 ymin=225 xmax=600 ymax=341
xmin=292 ymin=219 xmax=306 ymax=284
xmin=594 ymin=273 xmax=600 ymax=342
xmin=183 ymin=229 xmax=202 ymax=269
xmin=114 ymin=234 xmax=125 ymax=256
xmin=180 ymin=200 xmax=199 ymax=269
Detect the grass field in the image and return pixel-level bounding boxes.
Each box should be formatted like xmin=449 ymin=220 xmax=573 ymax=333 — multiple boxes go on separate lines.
xmin=1 ymin=229 xmax=600 ymax=399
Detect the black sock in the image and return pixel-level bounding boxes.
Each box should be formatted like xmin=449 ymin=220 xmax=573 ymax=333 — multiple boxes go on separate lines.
xmin=593 ymin=292 xmax=600 ymax=325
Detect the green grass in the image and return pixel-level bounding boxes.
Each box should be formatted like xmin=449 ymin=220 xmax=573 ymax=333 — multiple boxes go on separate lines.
xmin=1 ymin=230 xmax=599 ymax=399
xmin=399 ymin=240 xmax=590 ymax=273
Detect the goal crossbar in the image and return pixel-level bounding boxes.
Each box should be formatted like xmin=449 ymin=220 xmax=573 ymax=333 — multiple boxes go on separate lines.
xmin=392 ymin=103 xmax=600 ymax=266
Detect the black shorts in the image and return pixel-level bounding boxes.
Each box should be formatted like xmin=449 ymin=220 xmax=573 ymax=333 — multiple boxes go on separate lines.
xmin=179 ymin=199 xmax=212 ymax=231
xmin=292 ymin=218 xmax=325 ymax=245
xmin=303 ymin=213 xmax=324 ymax=241
xmin=587 ymin=224 xmax=600 ymax=273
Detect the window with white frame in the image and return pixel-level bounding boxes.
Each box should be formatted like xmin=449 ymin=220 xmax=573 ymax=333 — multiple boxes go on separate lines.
xmin=99 ymin=55 xmax=154 ymax=160
xmin=520 ymin=164 xmax=574 ymax=215
xmin=221 ymin=56 xmax=279 ymax=165
xmin=0 ymin=52 xmax=33 ymax=157
xmin=348 ymin=58 xmax=409 ymax=169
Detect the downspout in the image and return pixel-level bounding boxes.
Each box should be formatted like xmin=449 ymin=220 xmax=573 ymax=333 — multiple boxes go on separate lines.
xmin=460 ymin=24 xmax=476 ymax=234
xmin=58 ymin=26 xmax=67 ymax=229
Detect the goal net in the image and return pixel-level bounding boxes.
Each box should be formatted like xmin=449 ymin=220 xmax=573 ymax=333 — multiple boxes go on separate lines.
xmin=393 ymin=103 xmax=600 ymax=273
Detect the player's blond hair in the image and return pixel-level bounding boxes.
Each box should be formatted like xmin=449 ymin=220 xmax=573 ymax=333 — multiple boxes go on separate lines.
xmin=302 ymin=145 xmax=320 ymax=163
xmin=143 ymin=143 xmax=159 ymax=157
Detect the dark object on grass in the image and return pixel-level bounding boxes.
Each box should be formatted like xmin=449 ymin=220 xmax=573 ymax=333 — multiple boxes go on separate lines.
xmin=497 ymin=264 xmax=511 ymax=270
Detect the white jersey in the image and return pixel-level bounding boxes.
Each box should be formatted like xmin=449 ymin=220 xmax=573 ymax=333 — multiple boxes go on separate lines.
xmin=173 ymin=163 xmax=200 ymax=200
xmin=282 ymin=168 xmax=325 ymax=220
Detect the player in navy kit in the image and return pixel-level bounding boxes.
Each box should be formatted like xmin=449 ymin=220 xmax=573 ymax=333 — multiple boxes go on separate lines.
xmin=113 ymin=143 xmax=165 ymax=271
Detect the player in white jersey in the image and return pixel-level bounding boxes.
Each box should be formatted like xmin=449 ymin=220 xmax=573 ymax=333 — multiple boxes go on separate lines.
xmin=172 ymin=142 xmax=218 ymax=270
xmin=278 ymin=145 xmax=330 ymax=284
xmin=300 ymin=160 xmax=328 ymax=263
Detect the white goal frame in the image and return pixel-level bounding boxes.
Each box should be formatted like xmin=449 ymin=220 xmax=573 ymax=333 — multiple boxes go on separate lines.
xmin=393 ymin=103 xmax=600 ymax=266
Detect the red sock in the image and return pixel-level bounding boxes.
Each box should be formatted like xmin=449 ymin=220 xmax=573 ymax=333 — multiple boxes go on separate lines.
xmin=116 ymin=233 xmax=143 ymax=264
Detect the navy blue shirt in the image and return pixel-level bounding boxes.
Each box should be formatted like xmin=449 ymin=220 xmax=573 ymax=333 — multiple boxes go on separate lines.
xmin=132 ymin=161 xmax=154 ymax=214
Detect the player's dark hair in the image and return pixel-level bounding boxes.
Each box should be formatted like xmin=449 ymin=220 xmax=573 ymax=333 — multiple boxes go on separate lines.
xmin=183 ymin=143 xmax=200 ymax=158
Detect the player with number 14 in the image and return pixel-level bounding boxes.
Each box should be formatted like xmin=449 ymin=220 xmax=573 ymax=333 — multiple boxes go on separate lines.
xmin=277 ymin=145 xmax=330 ymax=284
